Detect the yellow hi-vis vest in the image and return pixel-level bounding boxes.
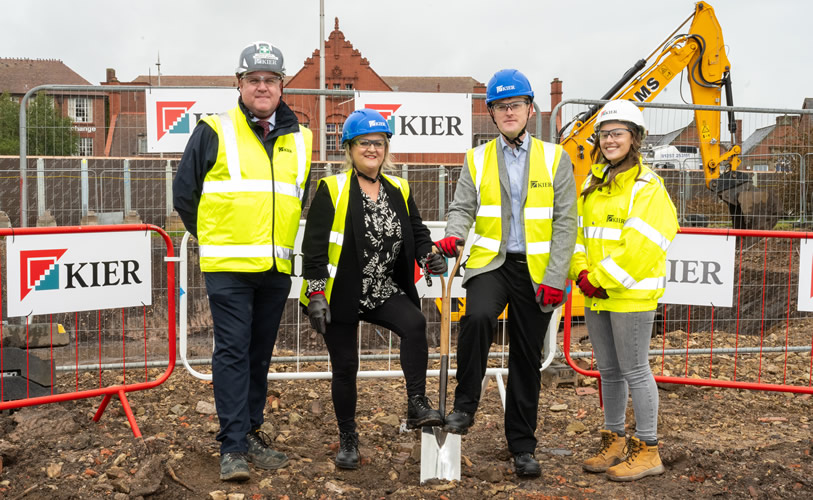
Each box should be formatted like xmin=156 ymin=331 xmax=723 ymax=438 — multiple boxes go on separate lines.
xmin=466 ymin=137 xmax=562 ymax=284
xmin=299 ymin=172 xmax=410 ymax=305
xmin=197 ymin=108 xmax=312 ymax=273
xmin=568 ymin=161 xmax=678 ymax=312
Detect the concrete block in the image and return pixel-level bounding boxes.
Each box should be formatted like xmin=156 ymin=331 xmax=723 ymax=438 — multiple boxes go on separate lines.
xmin=35 ymin=209 xmax=57 ymax=227
xmin=1 ymin=323 xmax=68 ymax=349
xmin=1 ymin=347 xmax=52 ymax=387
xmin=541 ymin=361 xmax=579 ymax=388
xmin=0 ymin=376 xmax=53 ymax=402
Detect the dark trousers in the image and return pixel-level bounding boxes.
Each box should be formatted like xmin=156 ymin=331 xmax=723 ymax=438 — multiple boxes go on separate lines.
xmin=453 ymin=257 xmax=551 ymax=454
xmin=323 ymin=293 xmax=428 ymax=433
xmin=205 ymin=270 xmax=291 ymax=453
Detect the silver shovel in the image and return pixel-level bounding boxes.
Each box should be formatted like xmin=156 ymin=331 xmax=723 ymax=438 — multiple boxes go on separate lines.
xmin=420 ymin=252 xmax=463 ymax=483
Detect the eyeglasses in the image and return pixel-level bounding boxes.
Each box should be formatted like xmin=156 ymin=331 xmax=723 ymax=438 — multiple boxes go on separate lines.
xmin=241 ymin=75 xmax=283 ymax=87
xmin=353 ymin=139 xmax=386 ymax=150
xmin=491 ymin=100 xmax=529 ymax=113
xmin=597 ymin=128 xmax=632 ymax=140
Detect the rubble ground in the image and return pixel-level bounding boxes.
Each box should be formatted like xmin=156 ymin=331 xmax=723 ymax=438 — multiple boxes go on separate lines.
xmin=0 ymin=357 xmax=811 ymax=500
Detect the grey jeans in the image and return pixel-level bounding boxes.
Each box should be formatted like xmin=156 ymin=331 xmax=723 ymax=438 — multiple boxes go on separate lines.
xmin=585 ymin=308 xmax=658 ymax=442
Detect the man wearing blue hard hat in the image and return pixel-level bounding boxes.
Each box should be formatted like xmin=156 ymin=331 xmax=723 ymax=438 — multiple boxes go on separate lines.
xmin=173 ymin=41 xmax=312 ymax=482
xmin=300 ymin=109 xmax=446 ymax=470
xmin=435 ymin=69 xmax=577 ymax=477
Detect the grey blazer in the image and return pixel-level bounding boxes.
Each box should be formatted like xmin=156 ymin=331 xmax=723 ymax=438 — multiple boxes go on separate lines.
xmin=445 ymin=137 xmax=577 ymax=303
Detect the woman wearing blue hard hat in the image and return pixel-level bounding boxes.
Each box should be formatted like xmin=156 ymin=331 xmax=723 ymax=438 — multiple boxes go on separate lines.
xmin=299 ymin=108 xmax=446 ymax=469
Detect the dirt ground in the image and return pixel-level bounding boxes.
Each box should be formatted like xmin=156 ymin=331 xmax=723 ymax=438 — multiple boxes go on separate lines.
xmin=1 ymin=343 xmax=811 ymax=500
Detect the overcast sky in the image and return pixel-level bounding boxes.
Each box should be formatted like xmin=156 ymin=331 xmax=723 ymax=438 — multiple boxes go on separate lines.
xmin=3 ymin=0 xmax=809 ymax=113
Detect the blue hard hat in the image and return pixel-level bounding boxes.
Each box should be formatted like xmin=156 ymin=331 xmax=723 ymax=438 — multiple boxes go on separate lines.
xmin=342 ymin=109 xmax=393 ymax=144
xmin=486 ymin=69 xmax=534 ymax=104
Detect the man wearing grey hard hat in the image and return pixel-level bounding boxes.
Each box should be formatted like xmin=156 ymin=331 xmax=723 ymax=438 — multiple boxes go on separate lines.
xmin=173 ymin=41 xmax=313 ymax=482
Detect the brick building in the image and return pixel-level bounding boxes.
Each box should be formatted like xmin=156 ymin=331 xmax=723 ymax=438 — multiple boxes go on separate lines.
xmin=0 ymin=58 xmax=106 ymax=156
xmin=107 ymin=18 xmax=563 ymax=163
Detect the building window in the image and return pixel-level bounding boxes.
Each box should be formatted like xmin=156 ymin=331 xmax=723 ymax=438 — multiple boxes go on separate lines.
xmin=333 ymin=83 xmax=341 ymax=90
xmin=137 ymin=134 xmax=147 ymax=154
xmin=326 ymin=123 xmax=343 ymax=151
xmin=68 ymin=97 xmax=92 ymax=123
xmin=78 ymin=137 xmax=93 ymax=156
xmin=345 ymin=83 xmax=353 ymax=90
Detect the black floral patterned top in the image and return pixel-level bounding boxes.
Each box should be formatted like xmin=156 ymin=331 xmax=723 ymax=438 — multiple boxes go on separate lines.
xmin=358 ymin=183 xmax=404 ymax=312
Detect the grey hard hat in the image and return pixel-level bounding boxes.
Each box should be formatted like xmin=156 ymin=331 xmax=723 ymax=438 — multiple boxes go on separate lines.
xmin=235 ymin=41 xmax=285 ymax=76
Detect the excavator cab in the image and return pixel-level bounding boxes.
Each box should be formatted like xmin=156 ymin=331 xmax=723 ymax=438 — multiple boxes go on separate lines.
xmin=559 ymin=1 xmax=779 ymax=231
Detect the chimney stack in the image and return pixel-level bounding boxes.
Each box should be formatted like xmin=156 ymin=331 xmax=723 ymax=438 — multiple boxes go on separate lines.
xmin=550 ymin=78 xmax=563 ymax=135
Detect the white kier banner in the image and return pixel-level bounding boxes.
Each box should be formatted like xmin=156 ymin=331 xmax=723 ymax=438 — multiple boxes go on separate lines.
xmin=146 ymin=88 xmax=237 ymax=153
xmin=797 ymin=239 xmax=813 ymax=311
xmin=354 ymin=91 xmax=472 ymax=153
xmin=661 ymin=233 xmax=736 ymax=307
xmin=6 ymin=232 xmax=152 ymax=317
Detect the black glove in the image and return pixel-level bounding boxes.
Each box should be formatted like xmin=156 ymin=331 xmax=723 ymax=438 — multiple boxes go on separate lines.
xmin=425 ymin=252 xmax=447 ymax=275
xmin=307 ymin=292 xmax=330 ymax=335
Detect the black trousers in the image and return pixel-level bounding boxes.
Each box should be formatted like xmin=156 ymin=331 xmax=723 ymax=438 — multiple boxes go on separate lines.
xmin=323 ymin=293 xmax=428 ymax=433
xmin=453 ymin=256 xmax=552 ymax=454
xmin=205 ymin=270 xmax=291 ymax=454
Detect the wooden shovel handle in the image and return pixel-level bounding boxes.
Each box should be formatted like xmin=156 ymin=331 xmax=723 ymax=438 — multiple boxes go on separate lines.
xmin=439 ymin=251 xmax=464 ymax=358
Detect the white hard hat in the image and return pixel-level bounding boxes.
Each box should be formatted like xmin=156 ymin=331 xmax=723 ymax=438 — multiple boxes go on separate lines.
xmin=595 ymin=100 xmax=647 ymax=136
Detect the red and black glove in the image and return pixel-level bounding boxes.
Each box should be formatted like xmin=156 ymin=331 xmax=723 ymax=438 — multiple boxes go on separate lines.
xmin=536 ymin=284 xmax=564 ymax=306
xmin=577 ymin=270 xmax=609 ymax=299
xmin=434 ymin=237 xmax=464 ymax=257
xmin=424 ymin=252 xmax=447 ymax=275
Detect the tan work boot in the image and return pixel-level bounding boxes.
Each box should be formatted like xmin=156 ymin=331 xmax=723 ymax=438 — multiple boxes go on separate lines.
xmin=606 ymin=436 xmax=665 ymax=481
xmin=582 ymin=429 xmax=626 ymax=472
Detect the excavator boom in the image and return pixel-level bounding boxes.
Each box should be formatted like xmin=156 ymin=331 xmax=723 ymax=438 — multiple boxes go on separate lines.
xmin=560 ymin=1 xmax=779 ymax=230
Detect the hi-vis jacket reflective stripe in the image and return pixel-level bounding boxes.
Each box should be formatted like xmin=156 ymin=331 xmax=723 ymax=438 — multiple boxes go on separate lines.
xmin=298 ymin=172 xmax=410 ymax=304
xmin=569 ymin=160 xmax=678 ymax=312
xmin=197 ymin=107 xmax=312 ymax=273
xmin=466 ymin=137 xmax=561 ymax=284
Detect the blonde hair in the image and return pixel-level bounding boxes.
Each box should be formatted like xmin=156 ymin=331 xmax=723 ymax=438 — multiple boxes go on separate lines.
xmin=341 ymin=134 xmax=395 ymax=174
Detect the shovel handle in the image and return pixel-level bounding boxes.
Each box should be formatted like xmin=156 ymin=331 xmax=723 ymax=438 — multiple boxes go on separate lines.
xmin=439 ymin=251 xmax=464 ymax=358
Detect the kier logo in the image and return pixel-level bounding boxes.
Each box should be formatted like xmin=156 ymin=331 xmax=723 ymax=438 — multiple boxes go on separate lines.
xmin=20 ymin=249 xmax=67 ymax=300
xmin=156 ymin=101 xmax=196 ymax=140
xmin=365 ymin=104 xmax=401 ymax=132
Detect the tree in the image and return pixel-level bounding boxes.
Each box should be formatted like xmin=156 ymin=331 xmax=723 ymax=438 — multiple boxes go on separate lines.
xmin=26 ymin=93 xmax=79 ymax=156
xmin=0 ymin=92 xmax=79 ymax=156
xmin=0 ymin=92 xmax=19 ymax=155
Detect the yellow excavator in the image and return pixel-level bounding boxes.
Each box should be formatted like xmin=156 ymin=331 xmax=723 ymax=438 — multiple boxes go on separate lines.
xmin=558 ymin=1 xmax=779 ymax=232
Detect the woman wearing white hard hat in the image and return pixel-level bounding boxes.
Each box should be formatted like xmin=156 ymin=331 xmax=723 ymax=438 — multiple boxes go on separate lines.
xmin=299 ymin=109 xmax=445 ymax=470
xmin=570 ymin=99 xmax=678 ymax=481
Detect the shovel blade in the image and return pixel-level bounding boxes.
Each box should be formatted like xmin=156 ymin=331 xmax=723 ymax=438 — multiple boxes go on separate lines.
xmin=420 ymin=426 xmax=461 ymax=483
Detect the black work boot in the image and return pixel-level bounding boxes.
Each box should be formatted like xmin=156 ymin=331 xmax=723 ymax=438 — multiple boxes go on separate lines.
xmin=219 ymin=452 xmax=250 ymax=481
xmin=335 ymin=431 xmax=360 ymax=470
xmin=406 ymin=394 xmax=444 ymax=429
xmin=246 ymin=429 xmax=289 ymax=470
xmin=513 ymin=452 xmax=542 ymax=478
xmin=443 ymin=409 xmax=475 ymax=435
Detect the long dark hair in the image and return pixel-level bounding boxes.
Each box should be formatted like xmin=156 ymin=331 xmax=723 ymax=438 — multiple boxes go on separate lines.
xmin=581 ymin=123 xmax=645 ymax=199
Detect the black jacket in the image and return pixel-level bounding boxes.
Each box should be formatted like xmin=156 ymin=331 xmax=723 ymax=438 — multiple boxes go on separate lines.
xmin=172 ymin=98 xmax=307 ymax=238
xmin=301 ymin=172 xmax=433 ymax=324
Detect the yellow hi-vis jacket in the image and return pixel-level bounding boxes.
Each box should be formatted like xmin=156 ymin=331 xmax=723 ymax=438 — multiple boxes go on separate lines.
xmin=466 ymin=137 xmax=561 ymax=284
xmin=197 ymin=107 xmax=312 ymax=273
xmin=569 ymin=161 xmax=678 ymax=312
xmin=298 ymin=171 xmax=410 ymax=305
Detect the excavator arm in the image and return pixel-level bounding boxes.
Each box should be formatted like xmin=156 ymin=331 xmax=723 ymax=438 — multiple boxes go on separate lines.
xmin=560 ymin=1 xmax=778 ymax=230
